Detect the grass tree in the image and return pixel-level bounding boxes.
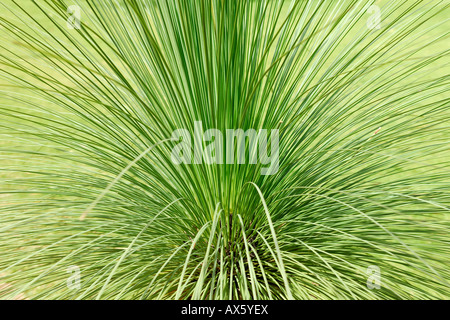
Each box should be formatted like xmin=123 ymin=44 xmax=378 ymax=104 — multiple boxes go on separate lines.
xmin=0 ymin=0 xmax=449 ymax=299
